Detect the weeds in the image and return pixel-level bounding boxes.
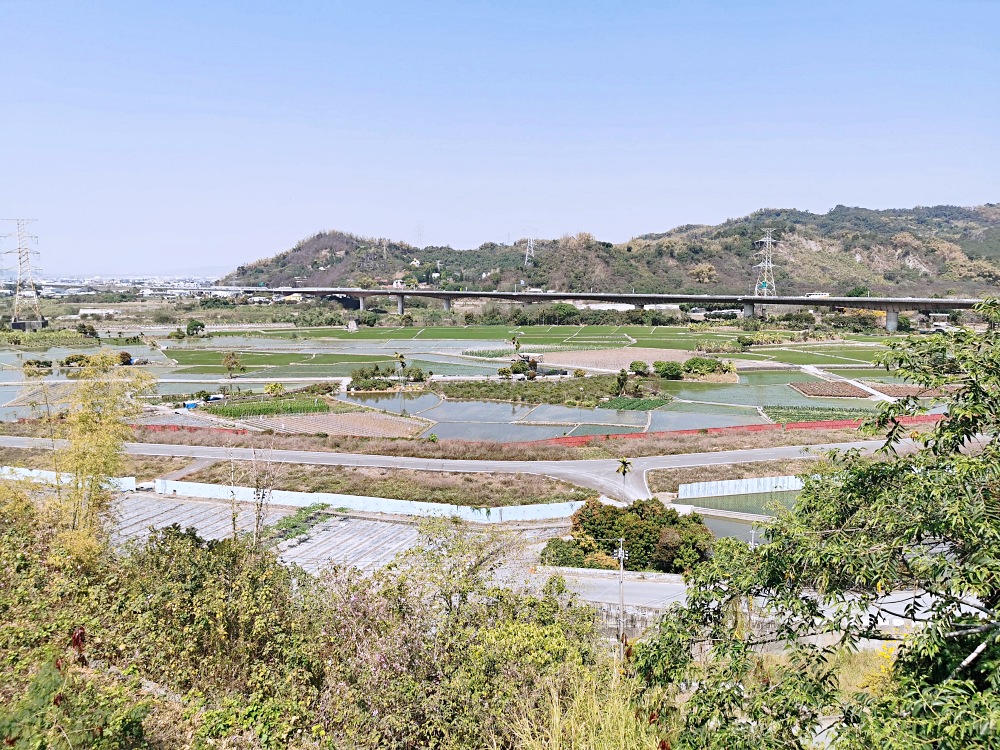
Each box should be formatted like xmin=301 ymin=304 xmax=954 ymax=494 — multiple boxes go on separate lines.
xmin=187 ymin=463 xmax=596 ymax=507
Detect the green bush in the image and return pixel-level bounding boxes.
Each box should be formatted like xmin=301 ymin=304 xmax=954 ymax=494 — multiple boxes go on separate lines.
xmin=629 ymin=360 xmax=649 ymax=376
xmin=683 ymin=356 xmax=732 ymax=376
xmin=540 ymin=537 xmax=586 ymax=567
xmin=0 ymin=662 xmax=149 ymax=750
xmin=570 ymin=498 xmax=713 ymax=573
xmin=653 ymin=361 xmax=684 ymax=380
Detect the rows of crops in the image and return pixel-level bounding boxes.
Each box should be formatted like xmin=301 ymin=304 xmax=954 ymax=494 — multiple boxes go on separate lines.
xmin=599 ymin=397 xmax=672 ymax=411
xmin=205 ymin=397 xmax=331 ymax=418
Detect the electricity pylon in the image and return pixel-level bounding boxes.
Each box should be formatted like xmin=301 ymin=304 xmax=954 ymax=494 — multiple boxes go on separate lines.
xmin=752 ymin=228 xmax=778 ymax=297
xmin=1 ymin=219 xmax=46 ymax=328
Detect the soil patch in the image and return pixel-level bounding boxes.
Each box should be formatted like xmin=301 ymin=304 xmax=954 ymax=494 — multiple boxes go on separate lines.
xmin=537 ymin=347 xmax=689 ymax=371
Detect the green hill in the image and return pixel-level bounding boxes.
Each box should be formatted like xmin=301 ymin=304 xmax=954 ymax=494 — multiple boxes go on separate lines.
xmin=221 ymin=204 xmax=1000 ymax=296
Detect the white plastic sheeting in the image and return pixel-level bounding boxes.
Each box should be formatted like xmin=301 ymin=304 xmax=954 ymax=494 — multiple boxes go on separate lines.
xmin=677 ymin=475 xmax=803 ymax=500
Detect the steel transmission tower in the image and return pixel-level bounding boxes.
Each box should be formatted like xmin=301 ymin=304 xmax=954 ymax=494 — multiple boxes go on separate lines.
xmin=752 ymin=228 xmax=778 ymax=296
xmin=523 ymin=237 xmax=535 ymax=267
xmin=1 ymin=219 xmax=47 ymax=329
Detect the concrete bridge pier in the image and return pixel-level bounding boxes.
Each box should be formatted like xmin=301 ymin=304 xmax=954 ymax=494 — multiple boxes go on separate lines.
xmin=885 ymin=309 xmax=899 ymax=332
xmin=396 ymin=295 xmax=405 ymax=315
xmin=442 ymin=298 xmax=452 ymax=312
xmin=357 ymin=296 xmax=366 ymax=312
xmin=742 ymin=301 xmax=755 ymax=319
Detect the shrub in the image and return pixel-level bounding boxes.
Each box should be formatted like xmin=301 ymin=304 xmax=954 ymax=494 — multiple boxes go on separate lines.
xmin=569 ymin=498 xmax=713 ymax=573
xmin=653 ymin=361 xmax=684 ymax=380
xmin=629 ymin=360 xmax=649 ymax=376
xmin=683 ymin=356 xmax=732 ymax=376
xmin=61 ymin=354 xmax=90 ymax=367
xmin=573 ymin=368 xmax=587 ymax=378
xmin=540 ymin=538 xmax=586 ymax=567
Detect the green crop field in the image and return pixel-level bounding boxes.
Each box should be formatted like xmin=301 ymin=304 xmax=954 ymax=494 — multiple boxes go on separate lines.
xmin=762 ymin=405 xmax=875 ymax=423
xmin=163 ymin=324 xmax=897 ymax=371
xmin=205 ymin=397 xmax=331 ymax=418
xmin=599 ymin=396 xmax=672 ymax=410
xmin=168 ymin=350 xmax=396 ymax=367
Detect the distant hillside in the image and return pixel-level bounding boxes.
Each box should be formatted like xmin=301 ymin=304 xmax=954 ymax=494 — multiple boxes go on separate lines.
xmin=221 ymin=204 xmax=1000 ymax=296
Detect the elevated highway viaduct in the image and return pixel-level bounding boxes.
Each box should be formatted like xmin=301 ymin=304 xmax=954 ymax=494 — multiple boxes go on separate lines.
xmin=192 ymin=287 xmax=985 ymax=332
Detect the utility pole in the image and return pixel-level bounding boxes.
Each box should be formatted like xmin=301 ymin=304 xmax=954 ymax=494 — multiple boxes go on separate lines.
xmin=615 ymin=537 xmax=628 ymax=660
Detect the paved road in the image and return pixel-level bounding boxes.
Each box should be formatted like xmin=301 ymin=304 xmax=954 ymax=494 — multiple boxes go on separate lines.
xmin=0 ymin=434 xmax=893 ymax=500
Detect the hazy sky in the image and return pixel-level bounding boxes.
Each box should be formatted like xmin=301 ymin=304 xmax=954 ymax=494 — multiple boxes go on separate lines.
xmin=2 ymin=1 xmax=998 ymax=275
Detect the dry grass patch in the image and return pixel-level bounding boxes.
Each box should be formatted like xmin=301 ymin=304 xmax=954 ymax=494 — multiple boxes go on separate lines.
xmin=0 ymin=421 xmax=910 ymax=463
xmin=185 ymin=462 xmax=598 ymax=507
xmin=0 ymin=446 xmax=190 ymax=481
xmin=588 ymin=427 xmax=871 ymax=459
xmin=125 ymin=426 xmax=598 ymax=461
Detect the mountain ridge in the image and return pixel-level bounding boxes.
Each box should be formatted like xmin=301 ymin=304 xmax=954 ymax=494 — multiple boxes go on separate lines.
xmin=221 ymin=203 xmax=1000 ymax=296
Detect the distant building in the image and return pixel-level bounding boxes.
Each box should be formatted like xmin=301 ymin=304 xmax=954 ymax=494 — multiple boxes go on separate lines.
xmin=79 ymin=307 xmax=121 ymax=318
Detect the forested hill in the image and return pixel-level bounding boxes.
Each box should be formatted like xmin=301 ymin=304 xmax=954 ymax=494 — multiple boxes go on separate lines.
xmin=221 ymin=204 xmax=1000 ymax=296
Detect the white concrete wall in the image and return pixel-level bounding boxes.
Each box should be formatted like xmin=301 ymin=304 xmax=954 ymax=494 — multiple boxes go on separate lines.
xmin=153 ymin=478 xmax=584 ymax=523
xmin=0 ymin=466 xmax=137 ymax=492
xmin=678 ymin=475 xmax=803 ymax=500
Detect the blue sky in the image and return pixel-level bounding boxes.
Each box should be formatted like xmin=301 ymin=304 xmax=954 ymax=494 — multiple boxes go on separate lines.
xmin=1 ymin=1 xmax=997 ymax=275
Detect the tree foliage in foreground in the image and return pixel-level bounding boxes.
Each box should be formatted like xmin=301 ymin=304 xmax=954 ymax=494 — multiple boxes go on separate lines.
xmin=1 ymin=490 xmax=604 ymax=748
xmin=541 ymin=498 xmax=713 ymax=574
xmin=635 ymin=300 xmax=1000 ymax=748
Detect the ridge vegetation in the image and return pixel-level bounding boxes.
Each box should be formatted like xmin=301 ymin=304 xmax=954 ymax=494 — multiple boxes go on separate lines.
xmin=222 ymin=204 xmax=1000 ymax=296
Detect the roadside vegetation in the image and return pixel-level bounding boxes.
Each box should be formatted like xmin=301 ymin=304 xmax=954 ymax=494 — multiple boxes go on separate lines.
xmin=0 ymin=418 xmax=871 ymax=460
xmin=0 ymin=446 xmax=190 ymax=482
xmin=187 ymin=462 xmax=597 ymax=507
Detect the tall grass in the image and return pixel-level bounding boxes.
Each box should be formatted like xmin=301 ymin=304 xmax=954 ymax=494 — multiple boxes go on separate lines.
xmin=510 ymin=669 xmax=664 ymax=750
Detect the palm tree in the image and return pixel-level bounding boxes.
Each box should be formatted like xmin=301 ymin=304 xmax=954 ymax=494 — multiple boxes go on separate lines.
xmin=615 ymin=457 xmax=632 ymax=493
xmin=394 ymin=352 xmax=406 ymax=387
